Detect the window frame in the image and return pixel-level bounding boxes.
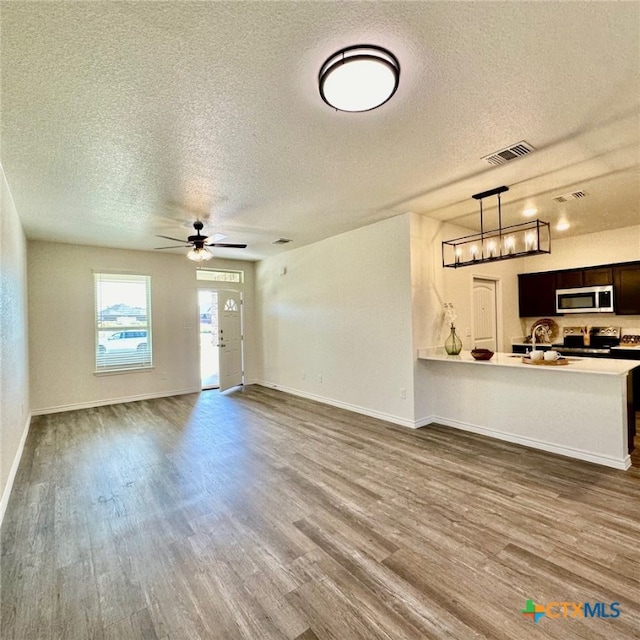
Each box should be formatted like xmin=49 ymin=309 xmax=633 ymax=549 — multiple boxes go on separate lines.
xmin=196 ymin=268 xmax=244 ymax=284
xmin=94 ymin=273 xmax=153 ymax=374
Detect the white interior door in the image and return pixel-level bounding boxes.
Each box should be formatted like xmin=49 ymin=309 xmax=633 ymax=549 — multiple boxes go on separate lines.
xmin=217 ymin=289 xmax=243 ymax=392
xmin=473 ymin=278 xmax=498 ymax=351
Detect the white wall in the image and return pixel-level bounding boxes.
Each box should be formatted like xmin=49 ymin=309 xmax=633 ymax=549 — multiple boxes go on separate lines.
xmin=28 ymin=242 xmax=258 ymax=413
xmin=255 ymin=211 xmax=524 ymax=428
xmin=256 ymin=214 xmax=416 ymax=426
xmin=0 ymin=166 xmax=30 ymax=524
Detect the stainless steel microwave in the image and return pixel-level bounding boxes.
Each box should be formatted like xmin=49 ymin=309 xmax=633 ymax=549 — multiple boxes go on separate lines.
xmin=556 ymin=285 xmax=614 ymax=314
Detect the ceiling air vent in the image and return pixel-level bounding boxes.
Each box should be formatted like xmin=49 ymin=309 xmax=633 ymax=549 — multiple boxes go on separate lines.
xmin=482 ymin=141 xmax=535 ymax=166
xmin=554 ymin=190 xmax=587 ymax=203
xmin=272 ymin=238 xmax=292 ymax=244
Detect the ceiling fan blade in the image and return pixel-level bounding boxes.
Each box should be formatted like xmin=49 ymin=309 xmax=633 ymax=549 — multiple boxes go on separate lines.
xmin=205 ymin=242 xmax=248 ymax=249
xmin=154 ymin=245 xmax=190 ymax=250
xmin=156 ymin=234 xmax=188 ymax=243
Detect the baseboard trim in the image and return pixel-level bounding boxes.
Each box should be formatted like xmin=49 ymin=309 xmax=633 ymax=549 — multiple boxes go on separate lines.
xmin=414 ymin=415 xmax=437 ymax=428
xmin=255 ymin=381 xmax=419 ymax=429
xmin=0 ymin=412 xmax=31 ymax=528
xmin=30 ymin=387 xmax=202 ymax=416
xmin=427 ymin=416 xmax=631 ymax=470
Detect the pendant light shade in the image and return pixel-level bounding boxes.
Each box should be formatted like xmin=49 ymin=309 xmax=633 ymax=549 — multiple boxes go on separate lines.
xmin=319 ymin=45 xmax=400 ymax=112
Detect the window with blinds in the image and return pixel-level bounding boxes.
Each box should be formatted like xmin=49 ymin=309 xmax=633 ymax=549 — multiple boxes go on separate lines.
xmin=94 ymin=273 xmax=152 ymax=372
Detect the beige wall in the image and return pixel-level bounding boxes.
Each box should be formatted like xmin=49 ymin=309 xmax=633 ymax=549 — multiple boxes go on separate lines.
xmin=0 ymin=166 xmax=30 ymax=523
xmin=28 ymin=242 xmax=258 ymax=413
xmin=256 ymin=214 xmax=416 ymax=426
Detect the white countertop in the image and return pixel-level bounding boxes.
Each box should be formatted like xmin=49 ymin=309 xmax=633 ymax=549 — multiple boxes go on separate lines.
xmin=417 ymin=348 xmax=640 ymax=376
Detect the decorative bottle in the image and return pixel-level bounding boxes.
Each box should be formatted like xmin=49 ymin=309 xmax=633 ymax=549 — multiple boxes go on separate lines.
xmin=444 ymin=325 xmax=463 ymax=355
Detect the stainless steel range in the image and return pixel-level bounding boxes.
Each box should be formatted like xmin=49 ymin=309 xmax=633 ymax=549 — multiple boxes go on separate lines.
xmin=553 ymin=326 xmax=621 ymax=357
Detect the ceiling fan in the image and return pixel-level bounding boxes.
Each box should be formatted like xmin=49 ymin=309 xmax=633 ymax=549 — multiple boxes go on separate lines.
xmin=155 ymin=221 xmax=247 ymax=261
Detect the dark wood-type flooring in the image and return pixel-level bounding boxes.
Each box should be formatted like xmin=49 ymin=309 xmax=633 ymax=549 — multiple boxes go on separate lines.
xmin=2 ymin=386 xmax=640 ymax=639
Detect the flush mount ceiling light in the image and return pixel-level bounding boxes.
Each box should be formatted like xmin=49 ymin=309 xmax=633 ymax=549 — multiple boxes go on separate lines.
xmin=442 ymin=186 xmax=551 ymax=268
xmin=319 ymin=45 xmax=400 ymax=112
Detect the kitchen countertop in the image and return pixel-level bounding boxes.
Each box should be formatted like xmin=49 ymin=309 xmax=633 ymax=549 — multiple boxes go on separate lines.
xmin=417 ymin=348 xmax=640 ymax=376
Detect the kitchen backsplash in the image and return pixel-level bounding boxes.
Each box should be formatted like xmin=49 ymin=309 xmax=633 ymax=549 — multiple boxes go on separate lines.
xmin=520 ymin=315 xmax=640 ymax=341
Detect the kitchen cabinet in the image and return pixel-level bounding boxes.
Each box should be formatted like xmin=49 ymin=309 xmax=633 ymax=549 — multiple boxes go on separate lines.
xmin=612 ymin=349 xmax=640 ymax=412
xmin=555 ymin=267 xmax=613 ymax=288
xmin=583 ymin=267 xmax=613 ymax=286
xmin=614 ymin=263 xmax=640 ymax=314
xmin=555 ymin=269 xmax=582 ymax=289
xmin=518 ymin=272 xmax=557 ymax=317
xmin=517 ymin=262 xmax=632 ymax=318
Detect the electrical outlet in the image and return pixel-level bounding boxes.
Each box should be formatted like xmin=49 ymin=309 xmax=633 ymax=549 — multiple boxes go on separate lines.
xmin=400 ymin=388 xmax=406 ymax=399
xmin=302 ymin=370 xmax=306 ymax=380
xmin=318 ymin=374 xmax=323 ymax=383
xmin=466 ymin=327 xmax=472 ymax=337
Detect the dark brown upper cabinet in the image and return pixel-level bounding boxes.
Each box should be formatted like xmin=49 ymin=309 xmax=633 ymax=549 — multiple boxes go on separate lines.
xmin=614 ymin=263 xmax=640 ymax=315
xmin=583 ymin=267 xmax=613 ymax=286
xmin=518 ymin=272 xmax=558 ymax=317
xmin=555 ymin=267 xmax=613 ymax=289
xmin=555 ymin=270 xmax=582 ymax=289
xmin=517 ymin=263 xmax=630 ymax=318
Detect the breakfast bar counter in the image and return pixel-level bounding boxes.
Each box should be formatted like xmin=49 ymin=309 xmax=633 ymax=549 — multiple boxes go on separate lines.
xmin=417 ymin=348 xmax=639 ymax=470
xmin=418 ymin=348 xmax=638 ymax=375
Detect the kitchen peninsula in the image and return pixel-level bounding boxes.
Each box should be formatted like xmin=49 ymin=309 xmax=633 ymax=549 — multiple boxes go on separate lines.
xmin=417 ymin=348 xmax=639 ymax=470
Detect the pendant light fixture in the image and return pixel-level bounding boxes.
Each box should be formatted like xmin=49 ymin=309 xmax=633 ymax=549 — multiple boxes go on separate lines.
xmin=319 ymin=45 xmax=400 ymax=112
xmin=442 ymin=186 xmax=551 ymax=268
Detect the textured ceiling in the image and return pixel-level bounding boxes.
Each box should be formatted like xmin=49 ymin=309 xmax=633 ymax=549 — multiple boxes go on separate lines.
xmin=2 ymin=1 xmax=639 ymax=261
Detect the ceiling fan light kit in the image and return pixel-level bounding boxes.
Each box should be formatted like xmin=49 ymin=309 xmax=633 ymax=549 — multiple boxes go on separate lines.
xmin=187 ymin=247 xmax=213 ymax=262
xmin=319 ymin=45 xmax=400 ymax=112
xmin=442 ymin=186 xmax=551 ymax=268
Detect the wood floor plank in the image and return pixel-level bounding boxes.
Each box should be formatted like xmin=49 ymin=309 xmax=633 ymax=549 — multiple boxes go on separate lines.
xmin=53 ymin=558 xmax=104 ymax=640
xmin=243 ymin=569 xmax=310 ymax=639
xmin=1 ymin=386 xmax=639 ymax=639
xmin=102 ymin=608 xmax=164 ymax=640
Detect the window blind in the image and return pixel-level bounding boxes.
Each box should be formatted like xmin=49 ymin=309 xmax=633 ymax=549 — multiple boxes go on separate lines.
xmin=94 ymin=273 xmax=152 ymax=372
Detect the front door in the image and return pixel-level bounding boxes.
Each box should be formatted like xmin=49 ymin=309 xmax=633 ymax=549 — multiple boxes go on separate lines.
xmin=217 ymin=289 xmax=243 ymax=392
xmin=473 ymin=277 xmax=498 ymax=351
xmin=198 ymin=290 xmax=219 ymax=389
